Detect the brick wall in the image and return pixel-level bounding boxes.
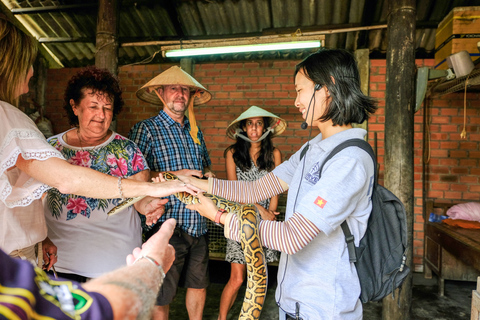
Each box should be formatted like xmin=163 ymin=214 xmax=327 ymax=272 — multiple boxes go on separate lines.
xmin=44 ymin=58 xmax=480 ymax=272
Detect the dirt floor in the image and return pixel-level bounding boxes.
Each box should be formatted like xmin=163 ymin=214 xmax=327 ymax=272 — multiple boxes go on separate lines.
xmin=167 ymin=260 xmax=475 ymax=319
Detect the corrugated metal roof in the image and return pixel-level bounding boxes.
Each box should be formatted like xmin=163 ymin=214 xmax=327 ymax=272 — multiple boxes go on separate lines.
xmin=1 ymin=0 xmax=479 ymax=68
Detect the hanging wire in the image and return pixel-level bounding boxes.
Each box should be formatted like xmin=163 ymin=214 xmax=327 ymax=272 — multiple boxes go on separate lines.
xmin=460 ymin=73 xmax=471 ymax=139
xmin=423 ymin=96 xmax=431 ymax=164
xmin=122 ymin=50 xmax=162 ymax=67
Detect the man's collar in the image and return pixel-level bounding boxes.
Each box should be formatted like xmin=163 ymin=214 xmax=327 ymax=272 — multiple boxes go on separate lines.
xmin=158 ymin=110 xmax=190 ymax=128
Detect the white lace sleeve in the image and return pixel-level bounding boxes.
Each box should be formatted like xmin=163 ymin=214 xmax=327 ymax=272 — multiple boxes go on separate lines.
xmin=0 ymin=101 xmax=64 ymax=208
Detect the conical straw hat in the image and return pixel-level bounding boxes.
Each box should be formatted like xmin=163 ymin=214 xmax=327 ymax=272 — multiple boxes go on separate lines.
xmin=136 ymin=66 xmax=212 ymax=105
xmin=226 ymin=106 xmax=287 ymax=140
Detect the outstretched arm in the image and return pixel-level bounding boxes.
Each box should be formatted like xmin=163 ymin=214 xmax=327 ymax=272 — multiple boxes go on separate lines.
xmin=15 ymin=156 xmax=199 ymax=199
xmin=177 ymin=172 xmax=288 ymax=204
xmin=210 ymin=173 xmax=287 ymax=204
xmin=260 ymin=148 xmax=283 ymax=220
xmin=83 ymin=219 xmax=176 ymax=320
xmin=267 ymin=148 xmax=283 ymax=213
xmin=187 ymin=194 xmax=320 ymax=255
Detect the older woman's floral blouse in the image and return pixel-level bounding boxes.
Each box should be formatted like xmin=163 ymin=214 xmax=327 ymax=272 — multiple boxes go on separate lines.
xmin=43 ymin=130 xmax=149 ymax=278
xmin=46 ymin=132 xmax=148 ymax=220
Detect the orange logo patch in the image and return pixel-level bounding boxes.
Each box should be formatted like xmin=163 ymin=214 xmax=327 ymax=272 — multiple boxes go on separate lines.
xmin=314 ymin=196 xmax=327 ymax=209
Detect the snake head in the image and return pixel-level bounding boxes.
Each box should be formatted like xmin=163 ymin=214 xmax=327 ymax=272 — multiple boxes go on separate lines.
xmin=161 ymin=172 xmax=178 ymax=181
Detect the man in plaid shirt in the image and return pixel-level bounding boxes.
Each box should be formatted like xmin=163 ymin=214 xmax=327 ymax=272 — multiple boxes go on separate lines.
xmin=129 ymin=66 xmax=215 ymax=320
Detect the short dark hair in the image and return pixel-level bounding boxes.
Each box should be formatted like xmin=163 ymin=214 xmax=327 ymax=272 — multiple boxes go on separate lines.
xmin=294 ymin=49 xmax=377 ymax=126
xmin=63 ymin=66 xmax=124 ymax=126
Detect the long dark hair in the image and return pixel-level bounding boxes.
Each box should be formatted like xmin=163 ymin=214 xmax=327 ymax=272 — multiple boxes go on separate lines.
xmin=224 ymin=117 xmax=275 ymax=172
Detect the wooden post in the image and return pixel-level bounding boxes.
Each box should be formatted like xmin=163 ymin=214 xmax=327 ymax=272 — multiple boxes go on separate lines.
xmin=383 ymin=0 xmax=416 ymax=319
xmin=353 ymin=49 xmax=370 ymax=131
xmin=95 ymin=0 xmax=119 ymax=75
xmin=95 ymin=0 xmax=119 ymax=130
xmin=180 ymin=58 xmax=194 ymax=75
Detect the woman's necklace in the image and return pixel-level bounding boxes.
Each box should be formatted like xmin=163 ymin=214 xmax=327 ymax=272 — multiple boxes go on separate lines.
xmin=76 ymin=128 xmax=84 ymax=150
xmin=76 ymin=128 xmax=110 ymax=150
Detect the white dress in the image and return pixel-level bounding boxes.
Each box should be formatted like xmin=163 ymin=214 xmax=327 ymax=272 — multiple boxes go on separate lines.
xmin=0 ymin=101 xmax=64 ymax=254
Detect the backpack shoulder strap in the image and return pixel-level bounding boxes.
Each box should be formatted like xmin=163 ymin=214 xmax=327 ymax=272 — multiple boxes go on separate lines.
xmin=318 ymin=138 xmax=376 ymax=179
xmin=299 ymin=144 xmax=310 ymax=161
xmin=317 ymin=138 xmax=377 ymax=263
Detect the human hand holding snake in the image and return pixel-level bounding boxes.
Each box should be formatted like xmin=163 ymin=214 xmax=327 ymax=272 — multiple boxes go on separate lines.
xmin=136 ymin=197 xmax=169 ymax=226
xmin=254 ymin=204 xmax=279 ymax=221
xmin=185 ymin=192 xmax=222 ymax=222
xmin=174 ymin=174 xmax=209 ymax=192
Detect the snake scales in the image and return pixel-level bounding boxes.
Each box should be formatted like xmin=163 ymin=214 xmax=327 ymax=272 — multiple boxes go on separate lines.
xmin=107 ymin=172 xmax=267 ymax=320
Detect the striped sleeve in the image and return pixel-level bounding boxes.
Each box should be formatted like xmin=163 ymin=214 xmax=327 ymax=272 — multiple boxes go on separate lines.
xmin=210 ymin=172 xmax=285 ymax=204
xmin=225 ymin=212 xmax=320 ymax=255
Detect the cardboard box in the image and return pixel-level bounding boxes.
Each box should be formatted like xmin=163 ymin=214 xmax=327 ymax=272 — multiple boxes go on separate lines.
xmin=435 ymin=6 xmax=480 ymax=69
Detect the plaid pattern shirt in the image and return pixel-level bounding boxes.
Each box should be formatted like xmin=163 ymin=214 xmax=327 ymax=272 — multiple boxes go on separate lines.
xmin=128 ymin=110 xmax=211 ymax=237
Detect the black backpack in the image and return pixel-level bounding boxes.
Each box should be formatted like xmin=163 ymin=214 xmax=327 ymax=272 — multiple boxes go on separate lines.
xmin=300 ymin=138 xmax=409 ymax=303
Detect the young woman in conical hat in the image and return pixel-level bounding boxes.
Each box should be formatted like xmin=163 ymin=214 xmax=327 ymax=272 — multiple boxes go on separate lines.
xmin=219 ymin=106 xmax=285 ymax=320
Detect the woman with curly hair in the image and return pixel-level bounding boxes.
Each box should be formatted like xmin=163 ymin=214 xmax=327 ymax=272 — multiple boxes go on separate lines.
xmin=219 ymin=106 xmax=284 ymax=320
xmin=43 ymin=66 xmax=168 ymax=282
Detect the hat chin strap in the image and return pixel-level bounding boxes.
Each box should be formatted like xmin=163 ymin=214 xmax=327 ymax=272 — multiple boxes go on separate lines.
xmin=155 ymin=89 xmax=201 ymax=145
xmin=234 ymin=127 xmax=273 ymax=143
xmin=187 ymin=91 xmax=202 ymax=145
xmin=154 ymin=89 xmax=167 ymax=107
xmin=233 ymin=118 xmax=281 ymax=143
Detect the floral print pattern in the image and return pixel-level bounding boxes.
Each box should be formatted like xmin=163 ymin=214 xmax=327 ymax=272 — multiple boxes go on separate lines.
xmin=70 ymin=151 xmax=92 ymax=167
xmin=45 ymin=132 xmax=148 ymax=220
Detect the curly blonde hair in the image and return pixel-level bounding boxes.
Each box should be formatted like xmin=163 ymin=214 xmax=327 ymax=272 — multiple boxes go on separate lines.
xmin=0 ymin=18 xmax=37 ymax=105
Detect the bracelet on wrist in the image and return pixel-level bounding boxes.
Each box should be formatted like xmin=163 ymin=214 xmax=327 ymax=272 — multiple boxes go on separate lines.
xmin=215 ymin=208 xmax=227 ymax=227
xmin=133 ymin=255 xmax=165 ymax=280
xmin=117 ymin=177 xmax=125 ymax=201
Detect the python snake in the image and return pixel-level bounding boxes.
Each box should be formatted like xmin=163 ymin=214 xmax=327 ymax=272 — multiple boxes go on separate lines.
xmin=108 ymin=172 xmax=267 ymax=320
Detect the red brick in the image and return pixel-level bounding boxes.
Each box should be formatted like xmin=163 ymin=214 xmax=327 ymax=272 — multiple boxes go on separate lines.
xmin=244 ymin=77 xmax=259 ymax=84
xmin=265 ymin=69 xmax=280 ymax=76
xmin=370 ymin=75 xmax=386 ymax=83
xmin=370 ymin=60 xmax=386 ymax=67
xmin=259 ymin=77 xmax=273 ymax=83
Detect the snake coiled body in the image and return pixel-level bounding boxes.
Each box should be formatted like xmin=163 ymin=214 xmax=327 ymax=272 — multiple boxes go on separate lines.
xmin=108 ymin=172 xmax=267 ymax=320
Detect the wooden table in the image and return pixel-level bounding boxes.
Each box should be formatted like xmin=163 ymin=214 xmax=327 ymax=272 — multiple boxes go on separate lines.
xmin=424 ymin=200 xmax=480 ymax=296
